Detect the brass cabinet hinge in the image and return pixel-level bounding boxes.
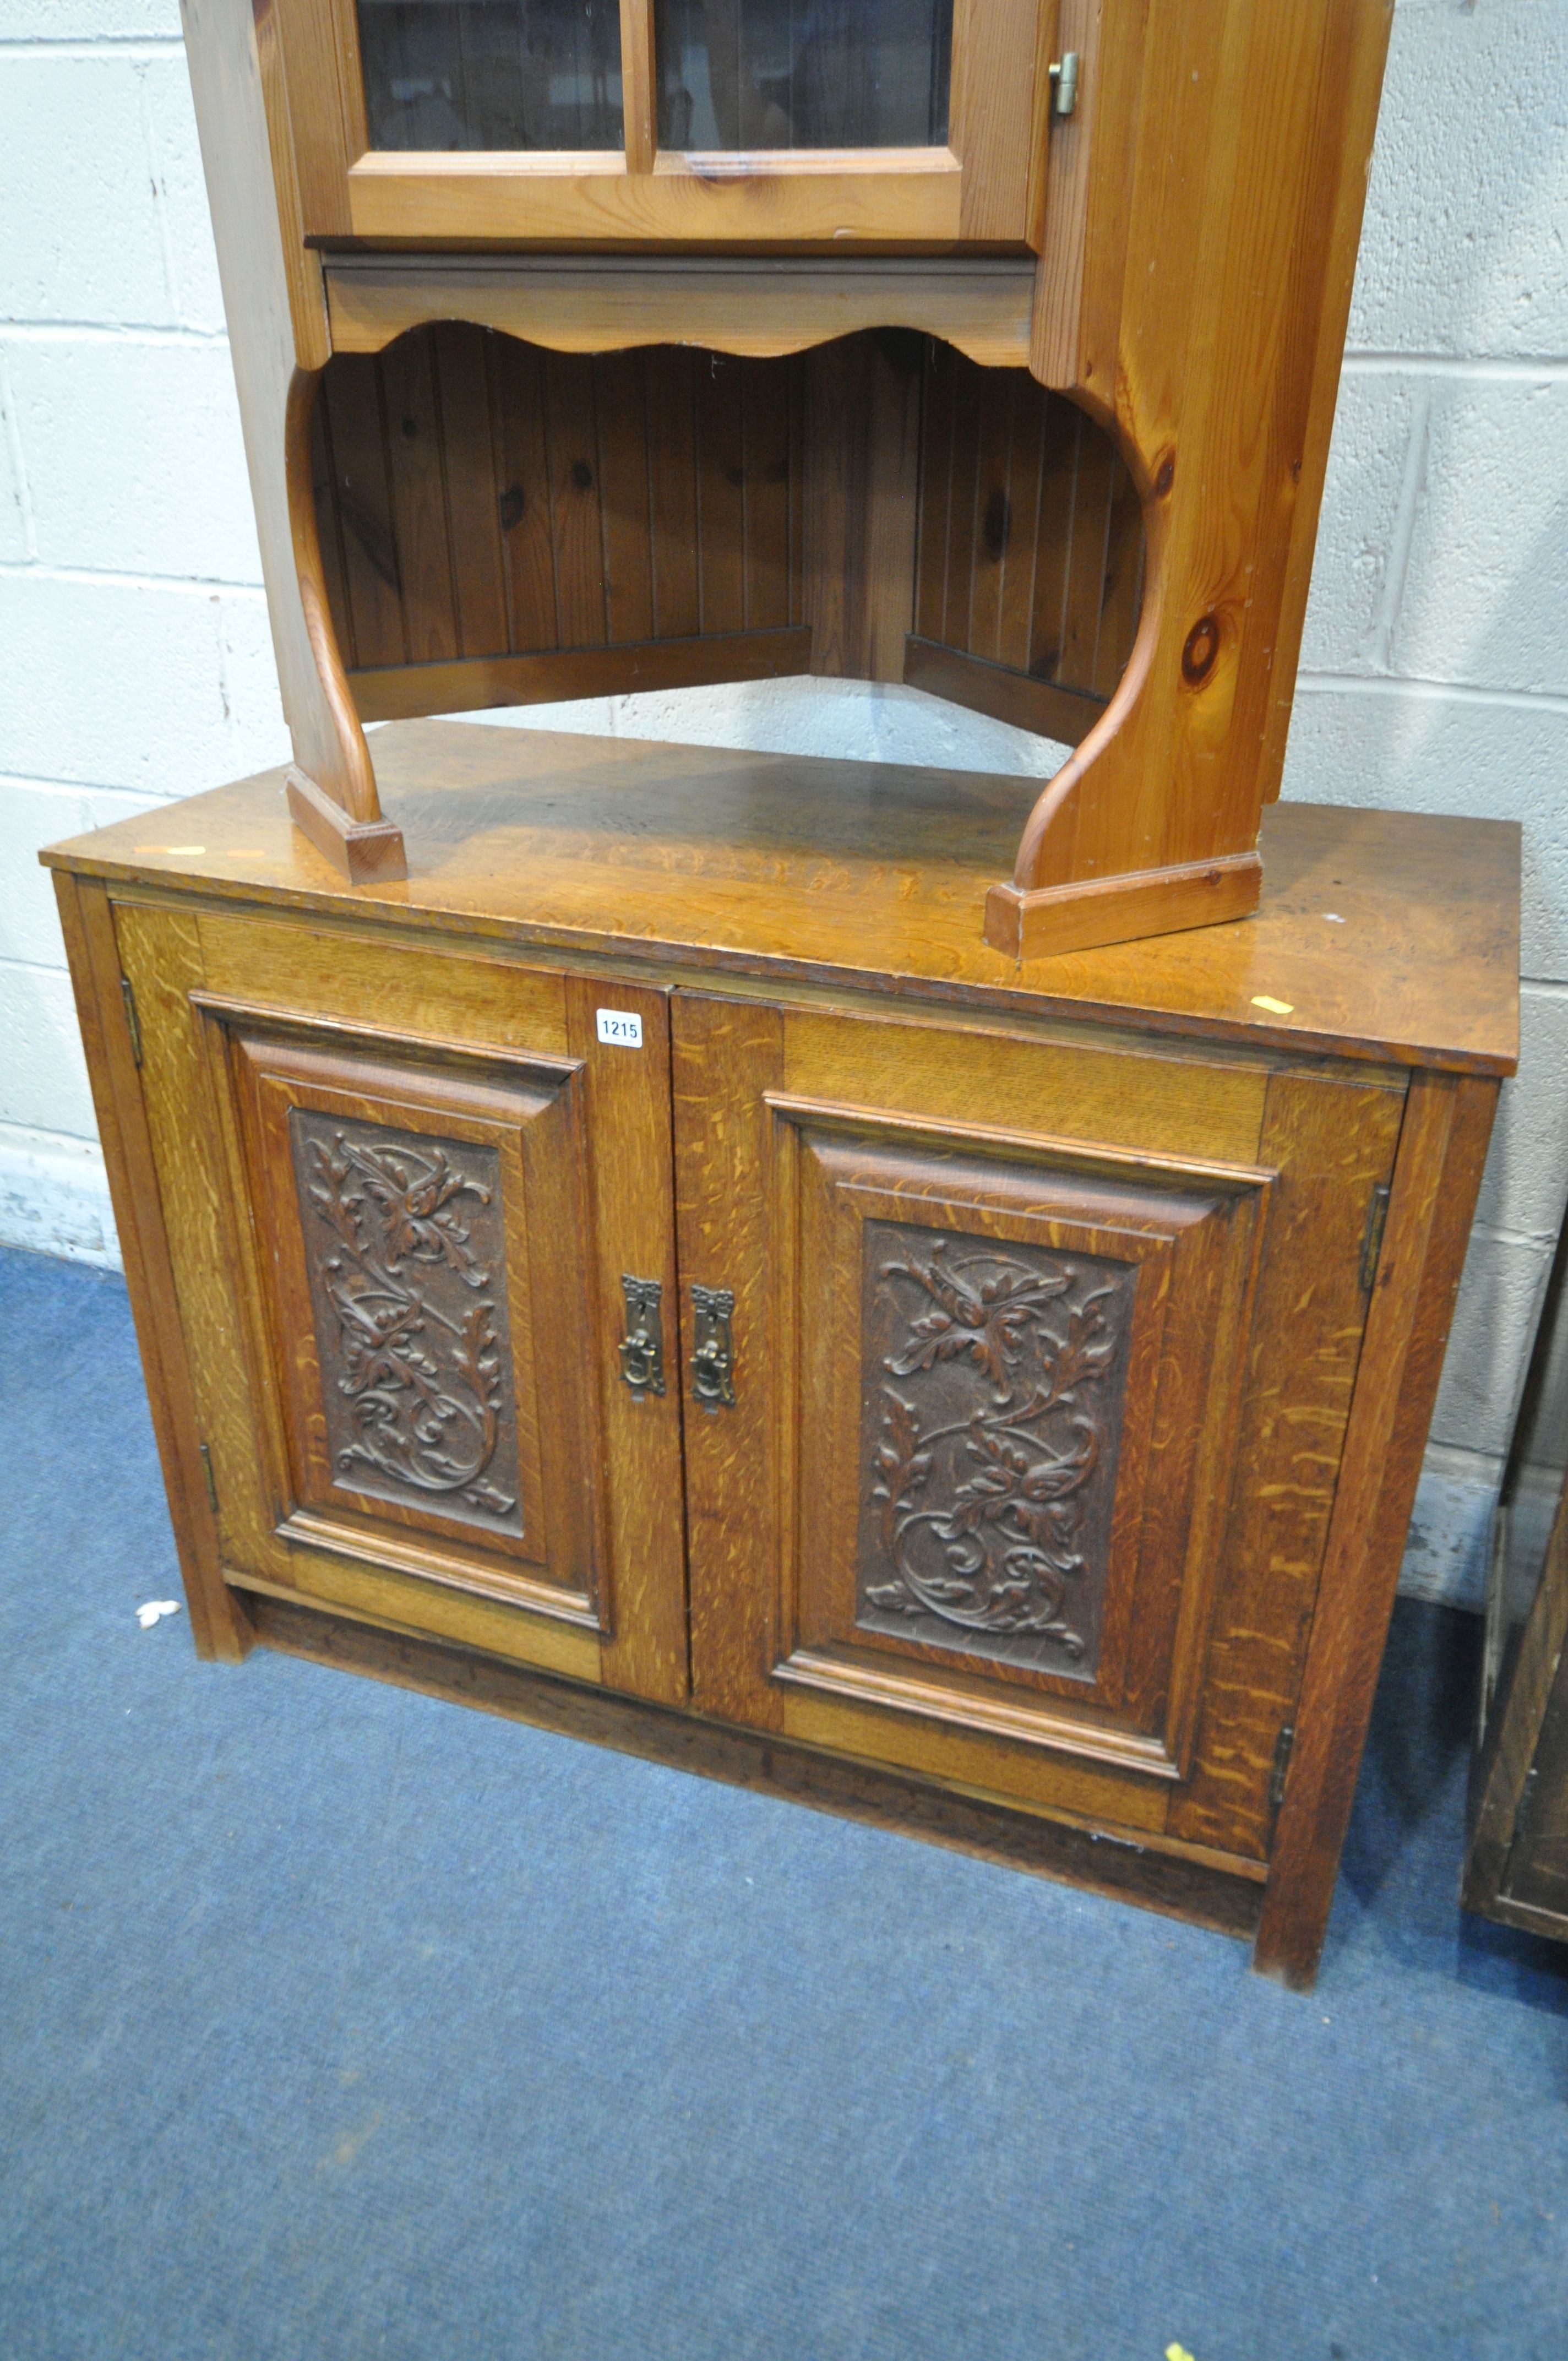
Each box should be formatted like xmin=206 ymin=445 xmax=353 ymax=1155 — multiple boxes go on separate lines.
xmin=1267 ymin=1723 xmax=1296 ymax=1832
xmin=1048 ymin=51 xmax=1080 ymax=117
xmin=120 ymin=975 xmax=143 ymax=1068
xmin=198 ymin=1441 xmax=219 ymax=1516
xmin=1358 ymin=1182 xmax=1391 ymax=1293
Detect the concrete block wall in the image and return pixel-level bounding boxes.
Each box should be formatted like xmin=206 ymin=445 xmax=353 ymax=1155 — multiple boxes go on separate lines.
xmin=2 ymin=0 xmax=1564 ymax=1604
xmin=0 ymin=0 xmax=292 ymax=1261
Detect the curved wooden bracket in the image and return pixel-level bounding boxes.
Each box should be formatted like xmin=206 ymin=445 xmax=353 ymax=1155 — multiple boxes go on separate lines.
xmin=283 ymin=367 xmax=407 ymax=884
xmin=984 ymin=469 xmax=1261 ymax=957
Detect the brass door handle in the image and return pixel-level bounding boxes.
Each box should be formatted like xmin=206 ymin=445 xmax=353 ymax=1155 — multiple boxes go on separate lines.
xmin=618 ymin=1275 xmax=666 ymax=1398
xmin=690 ymin=1284 xmax=736 ymax=1411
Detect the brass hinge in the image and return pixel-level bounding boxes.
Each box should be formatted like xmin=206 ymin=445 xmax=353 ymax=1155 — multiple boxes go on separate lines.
xmin=1358 ymin=1182 xmax=1391 ymax=1293
xmin=120 ymin=975 xmax=143 ymax=1068
xmin=198 ymin=1441 xmax=219 ymax=1516
xmin=1267 ymin=1723 xmax=1296 ymax=1831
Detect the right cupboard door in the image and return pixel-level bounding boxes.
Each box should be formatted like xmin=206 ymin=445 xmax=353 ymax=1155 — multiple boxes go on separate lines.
xmin=673 ymin=994 xmax=1407 ymax=1863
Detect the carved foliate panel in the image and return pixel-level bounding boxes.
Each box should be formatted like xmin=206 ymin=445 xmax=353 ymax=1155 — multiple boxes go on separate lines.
xmin=854 ymin=1221 xmax=1137 ymax=1679
xmin=291 ymin=1109 xmax=522 ymax=1539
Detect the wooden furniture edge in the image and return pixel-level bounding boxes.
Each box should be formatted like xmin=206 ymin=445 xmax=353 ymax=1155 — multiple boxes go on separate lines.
xmin=324 ymin=256 xmax=1037 ymax=369
xmin=1252 ymin=1067 xmax=1500 ymax=1988
xmin=351 ymin=629 xmax=813 ymax=726
xmin=285 ymin=765 xmax=409 ymax=883
xmin=1457 ymin=1886 xmax=1568 ymax=1946
xmin=246 ymin=1588 xmax=1264 ymax=1939
xmin=1030 ymin=0 xmax=1104 ymax=385
xmin=51 ymin=872 xmax=254 ymax=1663
xmin=1462 ymin=1472 xmax=1568 ymax=1920
xmin=903 ymin=637 xmax=1106 ymax=750
xmin=1008 ymin=1 xmax=1401 ymax=951
xmin=284 ymin=365 xmax=402 ymax=858
xmin=36 ymin=836 xmax=1520 ymax=1084
xmin=986 ymin=850 xmax=1262 ymax=960
xmin=342 ymin=158 xmax=966 ymax=247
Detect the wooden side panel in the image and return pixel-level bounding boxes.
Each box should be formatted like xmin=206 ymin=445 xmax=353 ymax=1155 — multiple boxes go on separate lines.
xmin=1497 ymin=1620 xmax=1568 ymax=1928
xmin=909 ymin=346 xmax=1145 ymax=727
xmin=113 ymin=901 xmax=294 ymax=1608
xmin=180 ymin=0 xmax=387 ymax=823
xmin=1254 ymin=1071 xmax=1499 ymax=1987
xmin=53 ymin=877 xmax=252 ymax=1661
xmin=1005 ymin=0 xmax=1397 ymax=924
xmin=1167 ymin=1069 xmax=1406 ymax=1859
xmin=1464 ymin=1472 xmax=1568 ymax=1930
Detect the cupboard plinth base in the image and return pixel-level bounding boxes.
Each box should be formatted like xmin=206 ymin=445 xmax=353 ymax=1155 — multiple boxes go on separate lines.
xmin=986 ymin=852 xmax=1264 ymax=962
xmin=244 ymin=1589 xmax=1267 ymax=1946
xmin=286 ymin=768 xmax=408 ymax=886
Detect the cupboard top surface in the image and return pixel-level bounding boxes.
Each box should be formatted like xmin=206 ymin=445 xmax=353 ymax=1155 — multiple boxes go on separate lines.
xmin=43 ymin=718 xmax=1520 ymax=1076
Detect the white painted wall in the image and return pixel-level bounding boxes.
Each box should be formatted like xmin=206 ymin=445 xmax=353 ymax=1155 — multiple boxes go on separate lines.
xmin=2 ymin=0 xmax=1564 ymax=1603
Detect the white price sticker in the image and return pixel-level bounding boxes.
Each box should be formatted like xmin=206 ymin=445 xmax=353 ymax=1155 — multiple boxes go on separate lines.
xmin=595 ymin=1008 xmax=643 ymax=1048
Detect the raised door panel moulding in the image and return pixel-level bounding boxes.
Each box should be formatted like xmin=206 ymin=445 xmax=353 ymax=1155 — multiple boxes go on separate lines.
xmin=766 ymin=1098 xmax=1272 ymax=1800
xmin=203 ymin=1004 xmax=609 ymax=1640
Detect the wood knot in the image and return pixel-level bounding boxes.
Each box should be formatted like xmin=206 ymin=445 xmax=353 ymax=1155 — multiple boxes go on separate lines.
xmin=571 ymin=460 xmax=594 ymax=491
xmin=400 ymin=416 xmax=418 ymax=439
xmin=498 ymin=486 xmax=525 ymax=531
xmin=1182 ymin=613 xmax=1221 ymax=686
xmin=983 ymin=488 xmax=1011 ymax=559
xmin=1154 ymin=454 xmax=1175 ymax=498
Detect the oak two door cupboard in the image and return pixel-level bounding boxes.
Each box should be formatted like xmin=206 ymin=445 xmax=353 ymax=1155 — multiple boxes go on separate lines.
xmin=46 ymin=742 xmax=1517 ymax=1992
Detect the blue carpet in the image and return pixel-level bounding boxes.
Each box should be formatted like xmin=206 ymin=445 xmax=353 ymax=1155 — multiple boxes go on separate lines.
xmin=2 ymin=1242 xmax=1565 ymax=2361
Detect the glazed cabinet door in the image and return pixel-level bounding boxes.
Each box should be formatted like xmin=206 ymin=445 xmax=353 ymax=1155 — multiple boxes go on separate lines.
xmin=274 ymin=0 xmax=1049 ymax=244
xmin=114 ymin=901 xmax=687 ymax=1702
xmin=673 ymin=994 xmax=1407 ymax=1863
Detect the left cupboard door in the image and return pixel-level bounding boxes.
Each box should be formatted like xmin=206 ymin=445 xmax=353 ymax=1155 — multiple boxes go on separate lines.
xmin=110 ymin=900 xmax=689 ymax=1704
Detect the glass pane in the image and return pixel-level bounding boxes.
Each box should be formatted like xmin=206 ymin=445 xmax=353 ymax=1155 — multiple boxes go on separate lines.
xmin=656 ymin=0 xmax=954 ymax=150
xmin=357 ymin=0 xmax=624 ymax=151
